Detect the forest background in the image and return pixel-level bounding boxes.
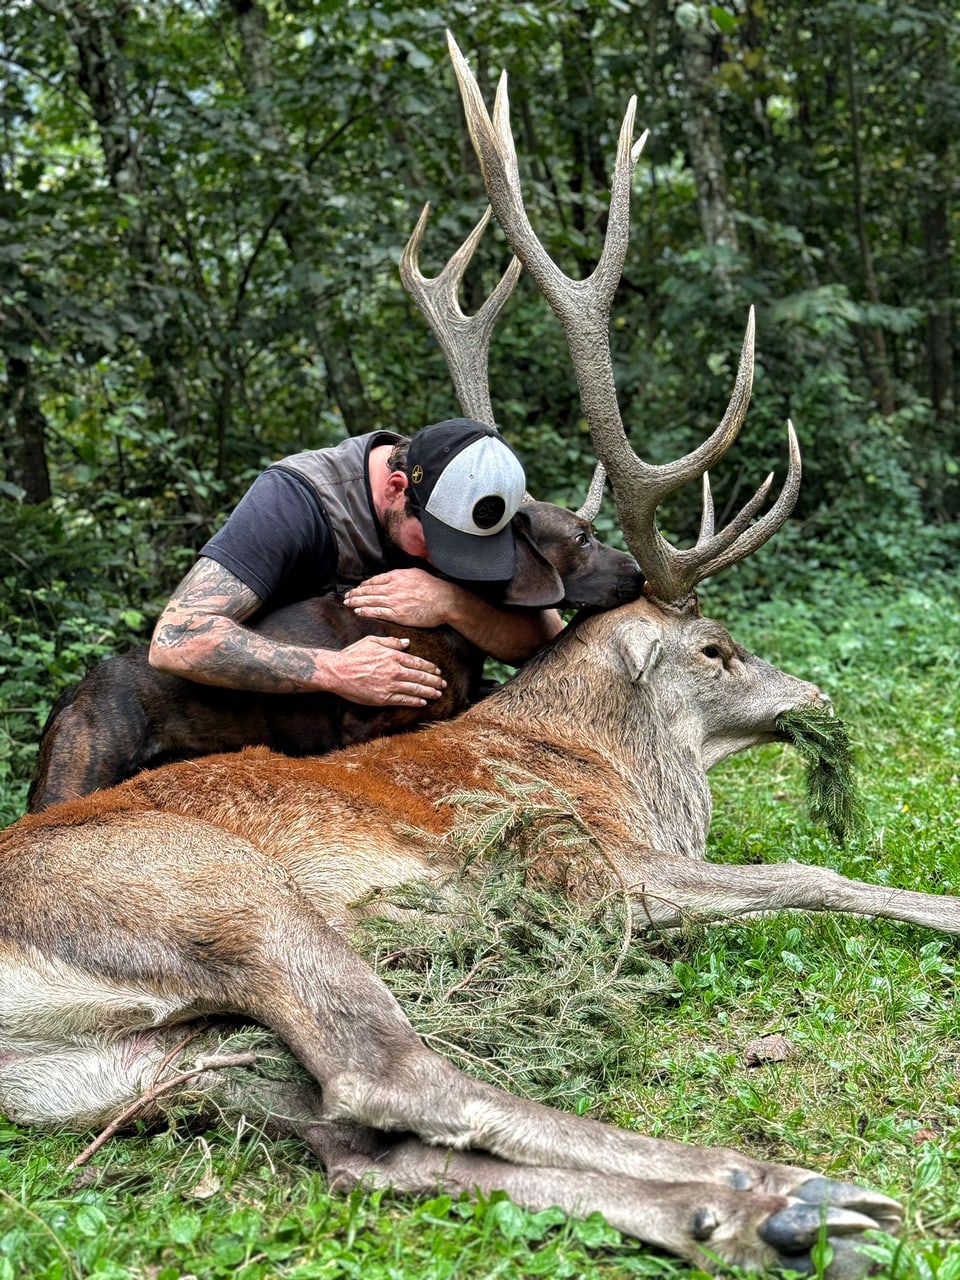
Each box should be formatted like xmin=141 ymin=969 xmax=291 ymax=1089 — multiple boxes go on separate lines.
xmin=1 ymin=0 xmax=958 ymax=809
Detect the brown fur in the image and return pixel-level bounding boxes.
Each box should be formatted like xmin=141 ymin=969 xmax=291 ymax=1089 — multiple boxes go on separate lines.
xmin=5 ymin=592 xmax=953 ymax=1274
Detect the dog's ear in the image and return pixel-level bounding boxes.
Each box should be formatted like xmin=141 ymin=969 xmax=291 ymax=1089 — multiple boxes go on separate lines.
xmin=502 ymin=512 xmax=564 ymax=607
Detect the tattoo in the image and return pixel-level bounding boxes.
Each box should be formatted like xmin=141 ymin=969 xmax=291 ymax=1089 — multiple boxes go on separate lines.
xmin=153 ymin=617 xmax=219 ymax=649
xmin=215 ymin=629 xmax=318 ymax=686
xmin=156 ymin=557 xmax=334 ymax=693
xmin=168 ymin=558 xmax=262 ymax=621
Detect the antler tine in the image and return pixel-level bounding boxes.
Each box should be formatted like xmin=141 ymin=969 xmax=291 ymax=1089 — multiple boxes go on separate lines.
xmin=575 ymin=462 xmax=607 ymax=522
xmin=399 ymin=200 xmax=522 ymax=428
xmin=698 ymin=475 xmax=715 ymax=541
xmin=688 ymin=422 xmax=802 ymax=583
xmin=652 ymin=425 xmax=800 ymax=596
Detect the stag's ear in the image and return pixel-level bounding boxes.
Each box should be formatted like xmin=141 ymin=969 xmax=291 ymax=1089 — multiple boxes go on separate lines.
xmin=501 ymin=512 xmax=564 ymax=608
xmin=616 ymin=623 xmax=664 ymax=684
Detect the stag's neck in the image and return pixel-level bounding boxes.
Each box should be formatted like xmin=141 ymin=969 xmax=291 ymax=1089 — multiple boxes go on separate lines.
xmin=470 ymin=643 xmax=713 ymax=861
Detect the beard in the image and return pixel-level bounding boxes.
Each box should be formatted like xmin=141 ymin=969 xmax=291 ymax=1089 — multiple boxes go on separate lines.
xmin=382 ymin=505 xmax=429 ymax=568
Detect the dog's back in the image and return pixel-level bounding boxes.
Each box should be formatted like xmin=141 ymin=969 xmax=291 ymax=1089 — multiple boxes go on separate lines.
xmin=27 ymin=605 xmax=478 ymax=811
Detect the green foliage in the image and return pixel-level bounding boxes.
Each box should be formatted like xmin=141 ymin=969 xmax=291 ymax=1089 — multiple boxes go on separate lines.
xmin=0 ymin=1133 xmax=671 ymax=1280
xmin=2 ymin=0 xmax=957 ymax=542
xmin=359 ymin=858 xmax=677 ymax=1110
xmin=0 ymin=502 xmax=164 ymax=821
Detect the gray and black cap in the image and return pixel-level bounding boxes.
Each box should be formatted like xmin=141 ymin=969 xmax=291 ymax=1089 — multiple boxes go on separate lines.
xmin=407 ymin=418 xmax=526 ymax=581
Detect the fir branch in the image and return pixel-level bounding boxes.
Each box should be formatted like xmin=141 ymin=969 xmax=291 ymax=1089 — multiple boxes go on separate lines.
xmin=777 ymin=706 xmax=868 ymax=846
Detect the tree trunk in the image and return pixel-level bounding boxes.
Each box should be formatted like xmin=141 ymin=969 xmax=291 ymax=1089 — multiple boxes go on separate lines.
xmin=229 ymin=0 xmax=371 ymax=436
xmin=674 ymin=1 xmax=739 ymax=286
xmin=0 ymin=162 xmax=51 ymax=503
xmin=2 ymin=356 xmax=52 ymax=504
xmin=919 ymin=17 xmax=955 ymax=424
xmin=62 ymin=0 xmax=194 ymax=438
xmin=844 ymin=23 xmax=895 ymax=417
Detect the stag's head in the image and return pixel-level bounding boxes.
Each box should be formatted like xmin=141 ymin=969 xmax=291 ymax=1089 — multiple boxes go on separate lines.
xmin=558 ymin=595 xmax=825 ymax=769
xmin=432 ymin=34 xmax=837 ymax=770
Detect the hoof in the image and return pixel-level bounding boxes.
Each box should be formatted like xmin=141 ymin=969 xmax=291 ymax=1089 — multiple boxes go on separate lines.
xmin=761 ymin=1202 xmax=878 ymax=1252
xmin=796 ymin=1175 xmax=904 ymax=1234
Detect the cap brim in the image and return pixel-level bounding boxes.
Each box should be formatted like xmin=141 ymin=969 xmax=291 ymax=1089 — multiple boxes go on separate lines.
xmin=420 ymin=508 xmax=516 ymax=582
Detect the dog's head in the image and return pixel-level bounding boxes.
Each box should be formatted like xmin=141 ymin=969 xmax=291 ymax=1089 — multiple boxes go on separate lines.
xmin=501 ymin=502 xmax=644 ymax=609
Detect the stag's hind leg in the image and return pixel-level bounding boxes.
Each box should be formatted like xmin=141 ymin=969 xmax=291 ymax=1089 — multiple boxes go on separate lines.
xmin=0 ymin=810 xmax=900 ymax=1275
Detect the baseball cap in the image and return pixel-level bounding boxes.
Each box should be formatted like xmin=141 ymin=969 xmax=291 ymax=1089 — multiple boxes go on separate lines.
xmin=407 ymin=419 xmax=526 ymax=581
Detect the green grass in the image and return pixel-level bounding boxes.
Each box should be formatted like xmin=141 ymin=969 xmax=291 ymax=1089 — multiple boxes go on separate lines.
xmin=2 ymin=578 xmax=959 ymax=1278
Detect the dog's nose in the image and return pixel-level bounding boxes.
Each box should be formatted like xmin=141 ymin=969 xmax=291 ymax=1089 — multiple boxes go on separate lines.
xmin=619 ymin=564 xmax=645 ymax=601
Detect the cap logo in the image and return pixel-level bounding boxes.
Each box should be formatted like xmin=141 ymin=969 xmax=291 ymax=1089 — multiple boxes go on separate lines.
xmin=472 ymin=494 xmax=506 ymax=531
xmin=411 ymin=464 xmax=424 ymax=484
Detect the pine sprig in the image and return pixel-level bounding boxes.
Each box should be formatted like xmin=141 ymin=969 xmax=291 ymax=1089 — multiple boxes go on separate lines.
xmin=358 ymin=864 xmax=677 ymax=1108
xmin=777 ymin=706 xmax=867 ymax=846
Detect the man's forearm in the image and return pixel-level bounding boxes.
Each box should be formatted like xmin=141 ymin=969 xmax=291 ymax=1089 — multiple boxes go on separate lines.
xmin=442 ymin=594 xmax=563 ymax=664
xmin=149 ymin=558 xmax=446 ymax=706
xmin=342 ymin=569 xmax=564 ymax=664
xmin=148 ymin=555 xmax=329 ymax=693
xmin=150 ymin=615 xmax=333 ymax=692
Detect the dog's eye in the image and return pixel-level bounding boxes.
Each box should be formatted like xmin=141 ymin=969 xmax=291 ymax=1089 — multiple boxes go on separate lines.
xmin=701 ymin=645 xmax=722 ymax=660
xmin=575 ymin=531 xmax=591 ymax=546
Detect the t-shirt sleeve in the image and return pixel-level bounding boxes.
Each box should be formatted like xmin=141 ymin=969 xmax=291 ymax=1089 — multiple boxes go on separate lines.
xmin=200 ymin=468 xmax=337 ymax=604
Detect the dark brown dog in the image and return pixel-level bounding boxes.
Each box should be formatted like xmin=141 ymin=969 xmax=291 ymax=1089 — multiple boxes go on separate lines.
xmin=28 ymin=502 xmax=641 ymax=811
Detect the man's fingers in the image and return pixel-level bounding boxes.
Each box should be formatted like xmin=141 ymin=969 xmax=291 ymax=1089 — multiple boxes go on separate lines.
xmin=399 ymin=655 xmax=444 ymax=678
xmin=368 ymin=634 xmax=410 ymax=651
xmin=366 ymin=638 xmax=444 ymax=680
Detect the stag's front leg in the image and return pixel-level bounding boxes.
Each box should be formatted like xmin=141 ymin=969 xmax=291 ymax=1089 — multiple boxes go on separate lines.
xmin=614 ymin=852 xmax=960 ymax=933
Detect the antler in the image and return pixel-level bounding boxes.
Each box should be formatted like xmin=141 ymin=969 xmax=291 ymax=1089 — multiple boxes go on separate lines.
xmin=400 ymin=196 xmax=609 ymax=521
xmin=575 ymin=462 xmax=606 ymax=522
xmin=399 ymin=202 xmax=521 ymax=429
xmin=445 ymin=31 xmax=801 ymax=600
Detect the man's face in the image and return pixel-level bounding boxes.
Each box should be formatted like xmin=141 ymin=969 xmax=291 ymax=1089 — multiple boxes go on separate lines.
xmin=382 ymin=504 xmax=430 ymax=562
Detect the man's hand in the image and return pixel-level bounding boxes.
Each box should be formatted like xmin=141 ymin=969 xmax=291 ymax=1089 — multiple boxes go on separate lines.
xmin=344 ymin=567 xmax=563 ymax=664
xmin=319 ymin=634 xmax=447 ymax=707
xmin=343 ymin=569 xmax=459 ymax=629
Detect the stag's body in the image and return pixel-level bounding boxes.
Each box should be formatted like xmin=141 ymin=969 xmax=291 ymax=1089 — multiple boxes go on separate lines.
xmin=3 ymin=590 xmax=954 ymax=1273
xmin=9 ymin=595 xmax=957 ymax=938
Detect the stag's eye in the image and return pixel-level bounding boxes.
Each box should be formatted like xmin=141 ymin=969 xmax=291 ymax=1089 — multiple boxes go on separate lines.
xmin=701 ymin=645 xmax=723 ymax=660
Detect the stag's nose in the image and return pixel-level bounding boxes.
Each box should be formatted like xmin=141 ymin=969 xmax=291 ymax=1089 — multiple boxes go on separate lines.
xmin=807 ymin=685 xmax=833 ymax=713
xmin=780 ymin=681 xmax=832 ymax=717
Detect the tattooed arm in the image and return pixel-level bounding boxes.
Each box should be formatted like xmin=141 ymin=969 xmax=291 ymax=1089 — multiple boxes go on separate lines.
xmin=148 ymin=558 xmax=446 ymax=708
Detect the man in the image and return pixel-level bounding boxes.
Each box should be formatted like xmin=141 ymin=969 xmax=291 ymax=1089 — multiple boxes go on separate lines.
xmin=149 ymin=419 xmax=563 ymax=708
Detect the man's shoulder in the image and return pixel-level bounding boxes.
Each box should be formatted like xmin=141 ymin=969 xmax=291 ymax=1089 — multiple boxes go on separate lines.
xmin=272 ymin=431 xmax=406 ymax=474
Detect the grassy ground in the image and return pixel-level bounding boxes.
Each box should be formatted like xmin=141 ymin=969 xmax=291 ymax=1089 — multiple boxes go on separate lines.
xmin=1 ymin=579 xmax=958 ymax=1279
